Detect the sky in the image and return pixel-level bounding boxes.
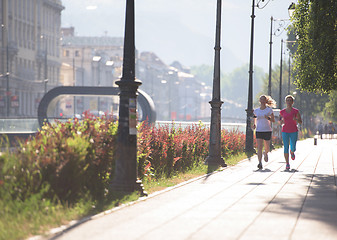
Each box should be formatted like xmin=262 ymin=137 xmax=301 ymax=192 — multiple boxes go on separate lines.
xmin=61 ymin=0 xmax=297 ymax=74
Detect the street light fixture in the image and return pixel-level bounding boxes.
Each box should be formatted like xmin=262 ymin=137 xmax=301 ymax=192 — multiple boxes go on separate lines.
xmin=93 ymin=55 xmax=102 ymax=112
xmin=205 ymin=0 xmax=226 ymax=167
xmin=288 ymin=3 xmax=296 ymax=18
xmin=267 ymin=17 xmax=290 ymax=97
xmin=269 ymin=3 xmax=295 ymax=99
xmin=105 ymin=60 xmax=114 ymax=66
xmin=44 ymin=79 xmax=49 ymax=94
xmin=276 ymin=2 xmax=296 ymax=109
xmin=278 ymin=39 xmax=284 ymax=109
xmin=111 ymin=0 xmax=146 ymax=196
xmin=2 ymin=23 xmax=10 ymax=116
xmin=41 ymin=35 xmax=48 ymax=95
xmin=288 ymin=50 xmax=291 ymax=95
xmin=247 ymin=1 xmax=295 ymax=153
xmin=245 ymin=0 xmax=259 ymax=154
xmin=245 ymin=0 xmax=275 ymax=153
xmin=92 ymin=56 xmax=101 ymax=62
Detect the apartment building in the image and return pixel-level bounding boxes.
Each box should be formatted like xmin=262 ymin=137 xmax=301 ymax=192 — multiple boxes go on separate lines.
xmin=60 ymin=27 xmax=124 ymax=117
xmin=0 ymin=0 xmax=64 ymax=117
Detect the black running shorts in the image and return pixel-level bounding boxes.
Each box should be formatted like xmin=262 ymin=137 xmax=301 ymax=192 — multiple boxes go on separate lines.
xmin=255 ymin=131 xmax=272 ymax=140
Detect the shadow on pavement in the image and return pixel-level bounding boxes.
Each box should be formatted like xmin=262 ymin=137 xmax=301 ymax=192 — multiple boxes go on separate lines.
xmin=269 ymin=173 xmax=337 ymax=232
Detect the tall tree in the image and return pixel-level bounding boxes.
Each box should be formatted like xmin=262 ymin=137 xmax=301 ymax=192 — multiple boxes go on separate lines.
xmin=291 ymin=0 xmax=337 ymax=93
xmin=259 ymin=59 xmax=329 ymax=130
xmin=324 ymin=90 xmax=337 ymax=121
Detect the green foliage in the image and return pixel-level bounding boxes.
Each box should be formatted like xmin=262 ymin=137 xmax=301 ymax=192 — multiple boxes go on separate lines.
xmin=258 ymin=54 xmax=330 ymax=130
xmin=292 ymin=0 xmax=337 ymax=93
xmin=324 ymin=90 xmax=337 ymax=121
xmin=0 ymin=114 xmax=117 ymax=203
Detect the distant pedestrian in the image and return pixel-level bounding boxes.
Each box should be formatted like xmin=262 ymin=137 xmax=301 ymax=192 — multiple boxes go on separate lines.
xmin=253 ymin=95 xmax=276 ymax=170
xmin=279 ymin=95 xmax=302 ymax=170
xmin=324 ymin=124 xmax=328 ymax=138
xmin=328 ymin=121 xmax=335 ymax=139
xmin=317 ymin=122 xmax=323 ymax=139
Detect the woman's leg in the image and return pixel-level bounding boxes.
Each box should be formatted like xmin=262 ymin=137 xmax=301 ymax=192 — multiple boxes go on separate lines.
xmin=289 ymin=131 xmax=298 ymax=153
xmin=282 ymin=132 xmax=290 ymax=165
xmin=263 ymin=139 xmax=270 ymax=161
xmin=257 ymin=138 xmax=263 ymax=163
xmin=264 ymin=140 xmax=270 ymax=153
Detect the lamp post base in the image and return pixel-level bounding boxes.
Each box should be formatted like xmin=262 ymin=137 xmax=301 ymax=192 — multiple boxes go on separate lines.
xmin=111 ymin=179 xmax=148 ymax=197
xmin=245 ymin=108 xmax=255 ymax=154
xmin=244 ymin=148 xmax=256 ymax=155
xmin=205 ymin=156 xmax=227 ymax=167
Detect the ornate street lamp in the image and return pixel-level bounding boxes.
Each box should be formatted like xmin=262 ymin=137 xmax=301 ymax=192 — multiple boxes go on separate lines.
xmin=268 ymin=17 xmax=289 ymax=97
xmin=278 ymin=39 xmax=284 ymax=109
xmin=268 ymin=16 xmax=273 ymax=97
xmin=205 ymin=0 xmax=226 ymax=167
xmin=110 ymin=0 xmax=146 ymax=196
xmin=288 ymin=52 xmax=291 ymax=95
xmin=245 ymin=0 xmax=257 ymax=154
xmin=41 ymin=35 xmax=48 ymax=94
xmin=268 ymin=2 xmax=296 ymax=99
xmin=246 ymin=1 xmax=293 ymax=152
xmin=1 ymin=23 xmax=10 ymax=117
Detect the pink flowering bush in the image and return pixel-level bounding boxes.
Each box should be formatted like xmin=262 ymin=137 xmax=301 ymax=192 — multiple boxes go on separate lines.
xmin=0 ymin=117 xmax=246 ymax=203
xmin=0 ymin=113 xmax=117 ymax=202
xmin=137 ymin=122 xmax=245 ymax=180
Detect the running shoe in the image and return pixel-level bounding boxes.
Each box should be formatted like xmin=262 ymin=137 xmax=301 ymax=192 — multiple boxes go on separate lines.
xmin=257 ymin=162 xmax=263 ymax=170
xmin=286 ymin=164 xmax=290 ymax=170
xmin=290 ymin=151 xmax=295 ymax=160
xmin=263 ymin=151 xmax=268 ymax=162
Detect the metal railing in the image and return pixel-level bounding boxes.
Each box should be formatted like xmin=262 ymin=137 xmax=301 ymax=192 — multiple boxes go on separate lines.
xmin=155 ymin=121 xmax=245 ymax=132
xmin=0 ymin=119 xmax=246 ymax=134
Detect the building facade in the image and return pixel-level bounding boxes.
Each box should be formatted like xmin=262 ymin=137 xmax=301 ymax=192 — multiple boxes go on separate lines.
xmin=0 ymin=0 xmax=64 ymax=117
xmin=137 ymin=53 xmax=209 ymax=121
xmin=60 ymin=27 xmax=123 ymax=117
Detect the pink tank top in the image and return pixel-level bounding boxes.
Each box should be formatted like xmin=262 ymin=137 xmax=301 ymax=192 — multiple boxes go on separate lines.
xmin=280 ymin=108 xmax=299 ymax=133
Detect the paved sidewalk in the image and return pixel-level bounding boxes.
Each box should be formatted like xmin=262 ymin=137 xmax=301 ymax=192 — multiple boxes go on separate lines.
xmin=51 ymin=138 xmax=337 ymax=240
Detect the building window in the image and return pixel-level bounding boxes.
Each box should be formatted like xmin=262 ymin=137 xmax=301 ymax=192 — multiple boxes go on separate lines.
xmin=75 ymin=50 xmax=80 ymax=57
xmin=63 ymin=50 xmax=69 ymax=57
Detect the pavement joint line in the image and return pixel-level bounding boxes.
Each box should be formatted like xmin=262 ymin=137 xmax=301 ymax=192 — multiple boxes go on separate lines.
xmin=289 ymin=146 xmax=323 ymax=238
xmin=237 ymin=149 xmax=314 ymax=239
xmin=187 ymin=153 xmax=292 ymax=239
xmin=332 ymin=145 xmax=337 ymax=194
xmin=28 ymin=162 xmax=235 ymax=240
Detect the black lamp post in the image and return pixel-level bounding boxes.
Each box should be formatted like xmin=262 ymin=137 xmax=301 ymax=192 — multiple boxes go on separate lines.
xmin=268 ymin=17 xmax=291 ymax=98
xmin=245 ymin=0 xmax=256 ymax=153
xmin=278 ymin=39 xmax=283 ymax=109
xmin=268 ymin=16 xmax=273 ymax=96
xmin=93 ymin=55 xmax=102 ymax=113
xmin=2 ymin=23 xmax=10 ymax=117
xmin=272 ymin=3 xmax=295 ymax=106
xmin=111 ymin=0 xmax=146 ymax=195
xmin=6 ymin=34 xmax=10 ymax=117
xmin=205 ymin=0 xmax=226 ymax=168
xmin=41 ymin=35 xmax=48 ymax=94
xmin=288 ymin=52 xmax=291 ymax=95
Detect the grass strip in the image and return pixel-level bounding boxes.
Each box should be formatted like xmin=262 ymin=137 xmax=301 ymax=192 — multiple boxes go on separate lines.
xmin=1 ymin=153 xmax=248 ymax=240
